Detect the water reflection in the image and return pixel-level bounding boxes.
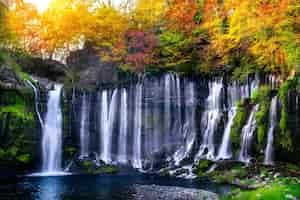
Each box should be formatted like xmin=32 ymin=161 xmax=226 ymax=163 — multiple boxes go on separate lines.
xmin=38 ymin=178 xmax=64 ymax=200
xmin=17 ymin=174 xmax=230 ymax=200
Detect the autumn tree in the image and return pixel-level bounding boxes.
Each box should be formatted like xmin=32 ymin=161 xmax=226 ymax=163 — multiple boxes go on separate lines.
xmin=130 ymin=0 xmax=165 ymax=31
xmin=6 ymin=0 xmax=41 ymax=54
xmin=0 ymin=1 xmax=11 ymax=47
xmin=124 ymin=30 xmax=158 ymax=71
xmin=164 ymin=0 xmax=199 ymax=35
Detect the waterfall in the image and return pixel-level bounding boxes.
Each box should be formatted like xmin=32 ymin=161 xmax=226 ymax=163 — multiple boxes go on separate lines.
xmin=264 ymin=96 xmax=278 ymax=165
xmin=26 ymin=80 xmax=44 ymax=127
xmin=118 ymin=89 xmax=128 ymax=164
xmin=164 ymin=74 xmax=172 ymax=151
xmin=79 ymin=93 xmax=90 ymax=158
xmin=216 ymin=108 xmax=236 ymax=160
xmin=239 ymin=104 xmax=259 ymax=163
xmin=100 ymin=89 xmax=118 ymax=164
xmin=42 ymin=84 xmax=63 ymax=173
xmin=132 ymin=84 xmax=143 ymax=169
xmin=216 ymin=78 xmax=260 ymax=160
xmin=51 ymin=73 xmax=268 ymax=174
xmin=100 ymin=90 xmax=109 ymax=163
xmin=196 ymin=79 xmax=223 ymax=160
xmin=173 ymin=82 xmax=196 ymax=166
xmin=153 ymin=81 xmax=161 ymax=153
xmin=175 ymin=74 xmax=182 ymax=141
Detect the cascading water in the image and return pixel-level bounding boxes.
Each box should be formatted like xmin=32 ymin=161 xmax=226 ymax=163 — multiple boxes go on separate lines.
xmin=99 ymin=89 xmax=118 ymax=164
xmin=26 ymin=80 xmax=44 ymax=127
xmin=264 ymin=96 xmax=278 ymax=165
xmin=239 ymin=104 xmax=259 ymax=163
xmin=216 ymin=79 xmax=259 ymax=160
xmin=173 ymin=82 xmax=196 ymax=166
xmin=196 ymin=79 xmax=223 ymax=160
xmin=42 ymin=84 xmax=63 ymax=173
xmin=41 ymin=73 xmax=265 ymax=176
xmin=79 ymin=93 xmax=90 ymax=158
xmin=118 ymin=89 xmax=128 ymax=164
xmin=216 ymin=108 xmax=236 ymax=160
xmin=164 ymin=74 xmax=172 ymax=152
xmin=132 ymin=84 xmax=143 ymax=169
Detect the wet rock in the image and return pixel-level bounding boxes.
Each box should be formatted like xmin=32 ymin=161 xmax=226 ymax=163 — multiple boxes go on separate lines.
xmin=132 ymin=184 xmax=219 ymax=200
xmin=0 ymin=64 xmax=24 ymax=90
xmin=28 ymin=58 xmax=66 ymax=82
xmin=66 ymin=46 xmax=119 ymax=89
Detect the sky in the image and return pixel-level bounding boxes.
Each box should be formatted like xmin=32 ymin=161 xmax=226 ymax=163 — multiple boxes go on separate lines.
xmin=24 ymin=0 xmax=128 ymax=13
xmin=24 ymin=0 xmax=52 ymax=12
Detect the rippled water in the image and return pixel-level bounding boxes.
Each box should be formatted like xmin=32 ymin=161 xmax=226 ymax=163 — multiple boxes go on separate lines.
xmin=0 ymin=173 xmax=230 ymax=200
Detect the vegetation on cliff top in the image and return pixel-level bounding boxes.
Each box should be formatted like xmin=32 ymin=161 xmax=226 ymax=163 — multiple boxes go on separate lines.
xmin=0 ymin=0 xmax=299 ymax=79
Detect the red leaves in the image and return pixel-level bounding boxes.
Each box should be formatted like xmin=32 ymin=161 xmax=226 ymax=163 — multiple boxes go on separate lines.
xmin=125 ymin=30 xmax=158 ymax=71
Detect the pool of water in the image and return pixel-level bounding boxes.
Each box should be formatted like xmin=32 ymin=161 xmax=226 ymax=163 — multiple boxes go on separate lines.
xmin=0 ymin=173 xmax=231 ymax=200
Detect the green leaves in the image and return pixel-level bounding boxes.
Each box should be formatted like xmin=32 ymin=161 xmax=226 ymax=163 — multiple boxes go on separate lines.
xmin=159 ymin=31 xmax=193 ymax=67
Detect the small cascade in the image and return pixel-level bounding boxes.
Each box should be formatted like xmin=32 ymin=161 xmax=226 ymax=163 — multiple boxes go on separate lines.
xmin=251 ymin=74 xmax=260 ymax=94
xmin=175 ymin=74 xmax=182 ymax=142
xmin=264 ymin=96 xmax=278 ymax=165
xmin=173 ymin=82 xmax=196 ymax=166
xmin=118 ymin=89 xmax=128 ymax=164
xmin=164 ymin=74 xmax=172 ymax=151
xmin=42 ymin=84 xmax=63 ymax=173
xmin=99 ymin=89 xmax=118 ymax=164
xmin=132 ymin=84 xmax=143 ymax=169
xmin=196 ymin=79 xmax=223 ymax=160
xmin=239 ymin=104 xmax=259 ymax=163
xmin=153 ymin=81 xmax=162 ymax=153
xmin=79 ymin=93 xmax=90 ymax=158
xmin=26 ymin=80 xmax=44 ymax=127
xmin=216 ymin=108 xmax=236 ymax=160
xmin=216 ymin=78 xmax=259 ymax=160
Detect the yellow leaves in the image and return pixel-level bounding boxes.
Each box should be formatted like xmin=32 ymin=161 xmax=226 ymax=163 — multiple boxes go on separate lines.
xmin=199 ymin=0 xmax=300 ymax=75
xmin=91 ymin=6 xmax=129 ymax=59
xmin=131 ymin=0 xmax=165 ymax=30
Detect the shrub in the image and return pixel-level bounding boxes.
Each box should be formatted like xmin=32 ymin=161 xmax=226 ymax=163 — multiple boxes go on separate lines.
xmin=251 ymin=86 xmax=271 ymax=148
xmin=230 ymin=101 xmax=248 ymax=151
xmin=277 ymin=78 xmax=297 ymax=151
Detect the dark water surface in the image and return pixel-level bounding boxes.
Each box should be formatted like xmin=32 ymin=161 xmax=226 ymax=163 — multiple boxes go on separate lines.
xmin=0 ymin=173 xmax=231 ymax=200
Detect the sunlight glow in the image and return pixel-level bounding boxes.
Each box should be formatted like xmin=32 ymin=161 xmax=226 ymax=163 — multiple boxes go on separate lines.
xmin=24 ymin=0 xmax=52 ymax=13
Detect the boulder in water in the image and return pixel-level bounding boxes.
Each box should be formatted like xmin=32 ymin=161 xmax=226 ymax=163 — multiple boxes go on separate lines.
xmin=132 ymin=184 xmax=219 ymax=200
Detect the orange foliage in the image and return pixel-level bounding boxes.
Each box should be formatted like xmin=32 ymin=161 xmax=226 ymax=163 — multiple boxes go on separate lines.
xmin=165 ymin=0 xmax=198 ymax=34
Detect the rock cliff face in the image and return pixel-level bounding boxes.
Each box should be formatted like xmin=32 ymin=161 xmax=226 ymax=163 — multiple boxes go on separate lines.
xmin=0 ymin=65 xmax=24 ymax=90
xmin=29 ymin=58 xmax=66 ymax=82
xmin=66 ymin=47 xmax=120 ymax=89
xmin=1 ymin=50 xmax=300 ymax=176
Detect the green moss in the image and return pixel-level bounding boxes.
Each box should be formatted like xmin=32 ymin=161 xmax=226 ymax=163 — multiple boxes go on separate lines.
xmin=81 ymin=160 xmax=119 ymax=174
xmin=230 ymin=101 xmax=248 ymax=151
xmin=94 ymin=166 xmax=118 ymax=174
xmin=277 ymin=78 xmax=297 ymax=151
xmin=194 ymin=159 xmax=214 ymax=177
xmin=65 ymin=147 xmax=77 ymax=157
xmin=222 ymin=179 xmax=300 ymax=200
xmin=251 ymin=86 xmax=271 ymax=148
xmin=82 ymin=160 xmax=94 ymax=173
xmin=7 ymin=146 xmax=18 ymax=158
xmin=16 ymin=154 xmax=30 ymax=163
xmin=0 ymin=149 xmax=5 ymax=160
xmin=0 ymin=89 xmax=36 ymax=165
